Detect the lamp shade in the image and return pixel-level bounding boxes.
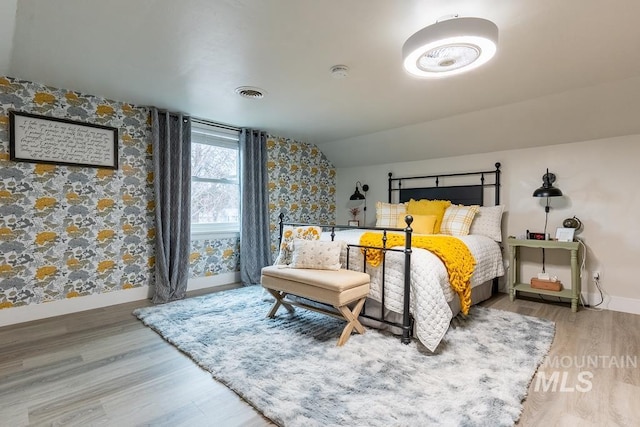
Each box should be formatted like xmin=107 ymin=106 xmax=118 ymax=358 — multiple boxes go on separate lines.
xmin=533 ymin=186 xmax=563 ymax=198
xmin=403 ymin=17 xmax=498 ymax=78
xmin=533 ymin=169 xmax=563 ymax=197
xmin=350 ymin=186 xmax=365 ymax=200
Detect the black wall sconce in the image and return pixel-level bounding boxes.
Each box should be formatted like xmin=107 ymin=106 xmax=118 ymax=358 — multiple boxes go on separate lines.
xmin=532 ymin=168 xmax=563 ymax=238
xmin=533 ymin=168 xmax=563 ymax=272
xmin=348 ymin=181 xmax=369 ymax=224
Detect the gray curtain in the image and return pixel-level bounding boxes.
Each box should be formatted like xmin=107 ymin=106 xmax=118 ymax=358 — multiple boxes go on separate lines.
xmin=151 ymin=108 xmax=191 ymax=303
xmin=240 ymin=129 xmax=271 ymax=285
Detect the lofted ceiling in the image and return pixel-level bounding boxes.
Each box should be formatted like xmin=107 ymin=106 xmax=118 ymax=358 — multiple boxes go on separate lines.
xmin=2 ymin=0 xmax=640 ymax=167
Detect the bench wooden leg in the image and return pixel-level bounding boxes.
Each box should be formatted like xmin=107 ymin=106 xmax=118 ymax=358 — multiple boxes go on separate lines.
xmin=265 ymin=288 xmax=295 ymax=318
xmin=336 ymin=297 xmax=367 ymax=346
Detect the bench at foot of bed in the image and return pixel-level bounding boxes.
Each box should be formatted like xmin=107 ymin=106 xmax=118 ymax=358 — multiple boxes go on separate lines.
xmin=261 ymin=265 xmax=370 ymax=346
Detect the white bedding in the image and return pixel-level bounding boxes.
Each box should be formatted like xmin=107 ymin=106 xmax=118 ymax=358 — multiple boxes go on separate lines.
xmin=320 ymin=230 xmax=504 ymax=351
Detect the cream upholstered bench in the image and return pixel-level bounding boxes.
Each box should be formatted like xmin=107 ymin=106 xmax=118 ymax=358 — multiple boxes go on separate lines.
xmin=261 ymin=265 xmax=370 ymax=346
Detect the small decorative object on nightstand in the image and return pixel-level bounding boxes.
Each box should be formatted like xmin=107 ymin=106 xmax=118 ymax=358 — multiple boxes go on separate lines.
xmin=506 ymin=237 xmax=582 ymax=312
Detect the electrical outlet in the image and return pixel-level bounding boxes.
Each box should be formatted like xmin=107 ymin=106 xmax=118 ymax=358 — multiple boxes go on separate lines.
xmin=593 ymin=271 xmax=600 ymax=281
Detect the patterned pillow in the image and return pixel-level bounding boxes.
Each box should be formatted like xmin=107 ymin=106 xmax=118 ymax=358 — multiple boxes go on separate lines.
xmin=290 ymin=239 xmax=344 ymax=270
xmin=441 ymin=204 xmax=480 ymax=236
xmin=375 ymin=201 xmax=406 ymax=228
xmin=274 ymin=225 xmax=322 ymax=265
xmin=469 ymin=205 xmax=505 ymax=241
xmin=406 ymin=199 xmax=452 ymax=233
xmin=396 ymin=214 xmax=436 ymax=234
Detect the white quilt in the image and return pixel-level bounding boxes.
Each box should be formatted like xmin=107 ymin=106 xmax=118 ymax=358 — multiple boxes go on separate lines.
xmin=320 ymin=230 xmax=504 ymax=351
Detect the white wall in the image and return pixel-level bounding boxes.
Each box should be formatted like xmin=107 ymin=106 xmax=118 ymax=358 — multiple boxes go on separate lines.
xmin=0 ymin=0 xmax=17 ymax=75
xmin=336 ymin=134 xmax=640 ymax=314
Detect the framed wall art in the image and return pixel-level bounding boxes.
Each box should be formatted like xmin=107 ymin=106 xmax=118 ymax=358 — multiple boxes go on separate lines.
xmin=9 ymin=111 xmax=119 ymax=169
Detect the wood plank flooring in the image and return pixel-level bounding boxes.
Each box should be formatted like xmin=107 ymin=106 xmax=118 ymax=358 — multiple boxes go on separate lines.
xmin=0 ymin=285 xmax=274 ymax=427
xmin=1 ymin=286 xmax=638 ymax=426
xmin=482 ymin=295 xmax=640 ymax=427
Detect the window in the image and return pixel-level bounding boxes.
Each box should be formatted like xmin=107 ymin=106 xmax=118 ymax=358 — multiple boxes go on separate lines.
xmin=191 ymin=121 xmax=240 ymax=235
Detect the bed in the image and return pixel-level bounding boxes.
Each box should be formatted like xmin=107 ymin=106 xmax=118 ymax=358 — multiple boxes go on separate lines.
xmin=277 ymin=163 xmax=505 ymax=351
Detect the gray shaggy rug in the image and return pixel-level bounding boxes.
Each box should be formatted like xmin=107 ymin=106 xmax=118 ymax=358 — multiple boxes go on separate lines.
xmin=133 ymin=286 xmax=554 ymax=427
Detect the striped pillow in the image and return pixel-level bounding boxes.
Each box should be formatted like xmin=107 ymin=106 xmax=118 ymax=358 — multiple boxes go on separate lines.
xmin=375 ymin=201 xmax=406 ymax=228
xmin=441 ymin=205 xmax=480 ymax=236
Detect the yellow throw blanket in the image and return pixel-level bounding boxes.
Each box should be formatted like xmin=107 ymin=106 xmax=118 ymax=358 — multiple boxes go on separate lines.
xmin=359 ymin=232 xmax=476 ymax=314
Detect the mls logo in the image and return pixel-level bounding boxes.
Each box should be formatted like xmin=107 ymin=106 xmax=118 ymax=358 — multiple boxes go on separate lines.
xmin=534 ymin=371 xmax=593 ymax=393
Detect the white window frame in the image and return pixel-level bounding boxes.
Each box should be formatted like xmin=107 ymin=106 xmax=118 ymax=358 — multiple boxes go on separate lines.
xmin=190 ymin=121 xmax=240 ymax=238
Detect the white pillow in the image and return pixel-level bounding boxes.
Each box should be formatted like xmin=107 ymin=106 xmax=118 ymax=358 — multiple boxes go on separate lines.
xmin=274 ymin=225 xmax=322 ymax=265
xmin=290 ymin=239 xmax=344 ymax=270
xmin=375 ymin=201 xmax=406 ymax=228
xmin=469 ymin=205 xmax=505 ymax=241
xmin=441 ymin=204 xmax=480 ymax=236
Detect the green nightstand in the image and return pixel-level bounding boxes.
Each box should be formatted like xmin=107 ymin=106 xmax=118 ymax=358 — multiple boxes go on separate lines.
xmin=506 ymin=238 xmax=581 ymax=312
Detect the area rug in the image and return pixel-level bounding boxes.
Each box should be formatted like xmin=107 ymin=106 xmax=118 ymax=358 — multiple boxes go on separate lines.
xmin=133 ymin=286 xmax=555 ymax=426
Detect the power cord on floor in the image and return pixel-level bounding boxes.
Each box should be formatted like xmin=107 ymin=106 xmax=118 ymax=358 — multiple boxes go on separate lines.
xmin=581 ymin=275 xmax=605 ymax=310
xmin=576 ymin=238 xmax=605 ymax=311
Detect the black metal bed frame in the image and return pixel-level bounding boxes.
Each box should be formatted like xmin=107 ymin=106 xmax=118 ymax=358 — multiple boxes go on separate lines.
xmin=278 ymin=162 xmax=501 ymax=344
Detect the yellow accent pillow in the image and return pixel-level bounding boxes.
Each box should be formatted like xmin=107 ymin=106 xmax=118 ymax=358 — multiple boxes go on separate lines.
xmin=396 ymin=214 xmax=436 ymax=235
xmin=406 ymin=199 xmax=452 ymax=233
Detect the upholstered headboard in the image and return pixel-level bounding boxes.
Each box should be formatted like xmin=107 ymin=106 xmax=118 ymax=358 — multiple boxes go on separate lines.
xmin=388 ymin=162 xmax=501 ymax=206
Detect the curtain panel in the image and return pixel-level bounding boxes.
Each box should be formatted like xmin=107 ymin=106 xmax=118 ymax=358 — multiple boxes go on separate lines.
xmin=151 ymin=109 xmax=191 ymax=303
xmin=240 ymin=129 xmax=271 ymax=285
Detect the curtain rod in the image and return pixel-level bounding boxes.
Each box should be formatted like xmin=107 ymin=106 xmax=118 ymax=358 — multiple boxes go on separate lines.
xmin=191 ymin=117 xmax=240 ymax=132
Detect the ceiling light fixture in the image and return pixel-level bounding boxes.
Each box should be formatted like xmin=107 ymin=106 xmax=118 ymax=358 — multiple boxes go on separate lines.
xmin=402 ymin=16 xmax=498 ymax=78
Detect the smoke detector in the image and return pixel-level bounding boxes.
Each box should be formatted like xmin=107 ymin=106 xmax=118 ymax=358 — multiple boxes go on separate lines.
xmin=235 ymin=86 xmax=266 ymax=99
xmin=330 ymin=65 xmax=349 ymax=79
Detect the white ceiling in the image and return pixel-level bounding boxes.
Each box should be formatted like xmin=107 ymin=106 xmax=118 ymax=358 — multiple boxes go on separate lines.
xmin=3 ymin=0 xmax=640 ymax=167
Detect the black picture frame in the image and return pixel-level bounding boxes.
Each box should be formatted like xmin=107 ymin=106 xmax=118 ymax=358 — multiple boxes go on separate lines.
xmin=9 ymin=111 xmax=119 ymax=169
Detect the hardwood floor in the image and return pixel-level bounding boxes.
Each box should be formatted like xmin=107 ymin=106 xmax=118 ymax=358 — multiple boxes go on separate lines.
xmin=482 ymin=295 xmax=640 ymax=427
xmin=1 ymin=287 xmax=638 ymax=426
xmin=0 ymin=285 xmax=274 ymax=427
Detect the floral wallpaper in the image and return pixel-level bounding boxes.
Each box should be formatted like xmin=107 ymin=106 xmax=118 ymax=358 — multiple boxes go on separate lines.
xmin=0 ymin=76 xmax=240 ymax=312
xmin=189 ymin=237 xmax=239 ymax=278
xmin=266 ymin=136 xmax=336 ymax=260
xmin=0 ymin=76 xmax=154 ymax=308
xmin=0 ymin=77 xmax=333 ymax=313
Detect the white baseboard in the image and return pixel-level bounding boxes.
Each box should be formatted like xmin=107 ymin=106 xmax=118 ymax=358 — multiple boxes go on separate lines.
xmin=0 ymin=272 xmax=240 ymax=328
xmin=187 ymin=271 xmax=240 ymax=290
xmin=582 ymin=292 xmax=640 ymax=315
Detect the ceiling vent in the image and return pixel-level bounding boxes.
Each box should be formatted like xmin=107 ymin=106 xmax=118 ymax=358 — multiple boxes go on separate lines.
xmin=235 ymin=86 xmax=266 ymax=99
xmin=330 ymin=65 xmax=350 ymax=79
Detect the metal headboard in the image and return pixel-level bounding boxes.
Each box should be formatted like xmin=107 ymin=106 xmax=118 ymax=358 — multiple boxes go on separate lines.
xmin=388 ymin=162 xmax=501 ymax=206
